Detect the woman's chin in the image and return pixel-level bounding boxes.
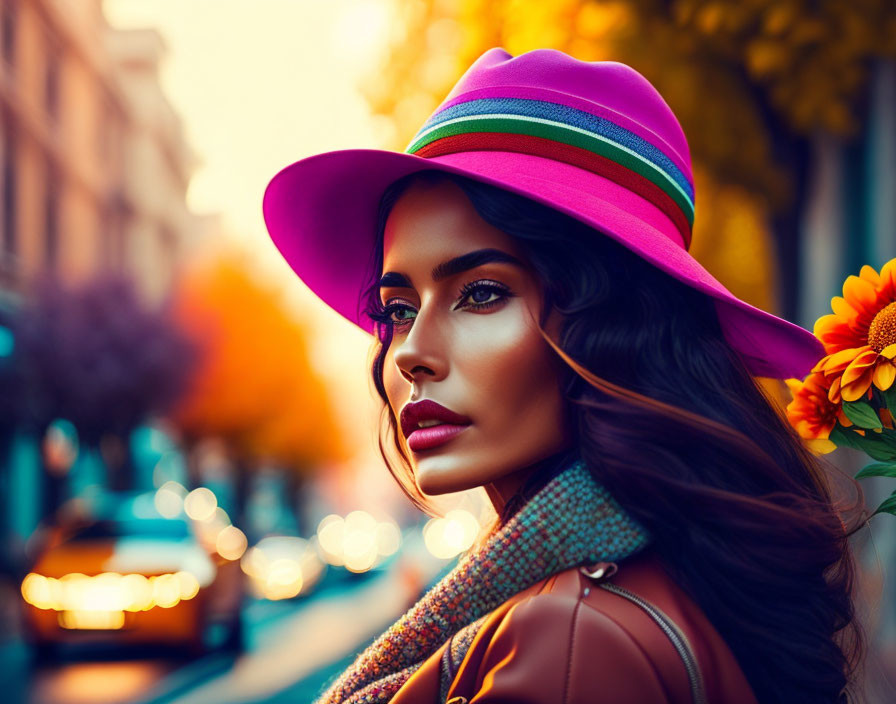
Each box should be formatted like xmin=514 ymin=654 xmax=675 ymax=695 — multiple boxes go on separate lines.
xmin=413 ymin=456 xmax=481 ymax=496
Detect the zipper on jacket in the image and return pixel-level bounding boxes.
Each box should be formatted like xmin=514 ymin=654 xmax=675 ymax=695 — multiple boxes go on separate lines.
xmin=582 ymin=564 xmax=707 ymax=704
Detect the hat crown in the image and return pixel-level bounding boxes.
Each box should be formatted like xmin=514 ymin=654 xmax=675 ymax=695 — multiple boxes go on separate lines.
xmin=431 ymin=47 xmax=692 ymax=181
xmin=406 ymin=47 xmax=695 ymax=250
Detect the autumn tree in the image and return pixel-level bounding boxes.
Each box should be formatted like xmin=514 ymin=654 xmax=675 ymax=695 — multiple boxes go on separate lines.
xmin=168 ymin=248 xmax=347 ymax=530
xmin=10 ymin=272 xmax=196 ymax=509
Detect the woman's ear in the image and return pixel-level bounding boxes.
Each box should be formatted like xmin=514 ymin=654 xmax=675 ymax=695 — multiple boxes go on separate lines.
xmin=541 ymin=306 xmax=564 ymax=343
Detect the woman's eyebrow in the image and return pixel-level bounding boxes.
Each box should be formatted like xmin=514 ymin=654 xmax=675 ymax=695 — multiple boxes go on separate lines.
xmin=378 ymin=248 xmax=524 ymax=290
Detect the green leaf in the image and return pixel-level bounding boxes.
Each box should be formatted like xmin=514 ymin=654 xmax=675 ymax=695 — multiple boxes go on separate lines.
xmin=881 ymin=383 xmax=896 ymax=412
xmin=841 ymin=400 xmax=883 ymax=430
xmin=854 ymin=462 xmax=896 ymax=479
xmin=863 ymin=445 xmax=896 ymax=462
xmin=871 ymin=489 xmax=896 ymax=517
xmin=860 ymin=436 xmax=896 ymax=462
xmin=830 ymin=425 xmax=896 ymax=461
xmin=878 ymin=429 xmax=896 ymax=450
xmin=829 ymin=425 xmax=864 ymax=449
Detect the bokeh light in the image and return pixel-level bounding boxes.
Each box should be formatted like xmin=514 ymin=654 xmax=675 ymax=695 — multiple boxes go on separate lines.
xmin=215 ymin=525 xmax=248 ymax=560
xmin=154 ymin=481 xmax=187 ymax=518
xmin=183 ymin=487 xmax=217 ymax=521
xmin=422 ymin=509 xmax=480 ymax=560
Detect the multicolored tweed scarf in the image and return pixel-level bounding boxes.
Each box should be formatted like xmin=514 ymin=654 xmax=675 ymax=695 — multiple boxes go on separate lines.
xmin=313 ymin=458 xmax=653 ymax=704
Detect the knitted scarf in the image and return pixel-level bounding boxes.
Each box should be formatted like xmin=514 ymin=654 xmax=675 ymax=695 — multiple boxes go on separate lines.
xmin=313 ymin=458 xmax=653 ymax=704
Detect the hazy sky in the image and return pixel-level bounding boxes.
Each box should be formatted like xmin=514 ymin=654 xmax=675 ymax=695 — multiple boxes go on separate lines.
xmin=103 ymin=0 xmax=409 ymax=510
xmin=105 ymin=0 xmax=392 ymax=234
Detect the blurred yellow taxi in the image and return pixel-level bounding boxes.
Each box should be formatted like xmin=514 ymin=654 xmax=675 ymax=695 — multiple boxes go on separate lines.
xmin=20 ymin=492 xmax=243 ymax=660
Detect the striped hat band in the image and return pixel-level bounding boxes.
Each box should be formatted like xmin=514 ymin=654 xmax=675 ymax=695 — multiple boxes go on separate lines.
xmin=404 ymin=95 xmax=695 ymax=251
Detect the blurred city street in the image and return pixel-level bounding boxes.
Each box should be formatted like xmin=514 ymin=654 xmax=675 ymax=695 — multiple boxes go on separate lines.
xmin=1 ymin=530 xmax=450 ymax=704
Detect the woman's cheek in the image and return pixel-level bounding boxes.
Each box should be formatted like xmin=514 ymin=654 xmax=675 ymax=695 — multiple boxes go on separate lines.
xmin=383 ymin=348 xmax=406 ymax=415
xmin=459 ymin=308 xmax=543 ymax=416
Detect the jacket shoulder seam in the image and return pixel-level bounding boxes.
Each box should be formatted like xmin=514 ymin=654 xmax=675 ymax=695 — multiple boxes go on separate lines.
xmin=579 ymin=598 xmax=677 ymax=703
xmin=506 ymin=590 xmax=671 ymax=702
xmin=563 ymin=597 xmax=584 ymax=704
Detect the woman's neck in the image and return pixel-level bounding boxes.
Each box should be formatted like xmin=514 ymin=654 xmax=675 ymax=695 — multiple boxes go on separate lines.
xmin=484 ymin=445 xmax=580 ymax=521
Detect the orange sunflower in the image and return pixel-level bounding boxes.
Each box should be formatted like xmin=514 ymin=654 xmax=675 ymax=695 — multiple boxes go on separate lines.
xmin=785 ymin=372 xmax=857 ymax=453
xmin=811 ymin=259 xmax=896 ymax=404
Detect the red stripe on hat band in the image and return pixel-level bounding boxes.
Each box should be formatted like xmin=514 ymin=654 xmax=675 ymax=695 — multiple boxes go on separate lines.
xmin=415 ymin=132 xmax=692 ymax=250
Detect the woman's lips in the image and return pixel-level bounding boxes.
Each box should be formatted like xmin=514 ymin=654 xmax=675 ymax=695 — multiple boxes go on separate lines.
xmin=400 ymin=399 xmax=473 ymax=453
xmin=406 ymin=423 xmax=471 ymax=452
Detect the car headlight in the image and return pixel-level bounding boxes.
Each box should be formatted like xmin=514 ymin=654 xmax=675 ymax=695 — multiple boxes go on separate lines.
xmin=21 ymin=570 xmax=203 ymax=612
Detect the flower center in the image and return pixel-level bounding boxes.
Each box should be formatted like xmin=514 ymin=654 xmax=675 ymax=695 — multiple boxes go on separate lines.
xmin=868 ymin=301 xmax=896 ymax=352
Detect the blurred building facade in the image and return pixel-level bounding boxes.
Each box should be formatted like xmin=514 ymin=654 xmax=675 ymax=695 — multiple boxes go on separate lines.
xmin=0 ymin=0 xmax=213 ymax=549
xmin=0 ymin=0 xmax=205 ymax=313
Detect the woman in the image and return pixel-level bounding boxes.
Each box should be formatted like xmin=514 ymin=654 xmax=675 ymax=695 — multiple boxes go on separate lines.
xmin=263 ymin=48 xmax=868 ymax=703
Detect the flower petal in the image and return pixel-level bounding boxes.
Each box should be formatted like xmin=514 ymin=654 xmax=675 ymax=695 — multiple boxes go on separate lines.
xmin=880 ymin=343 xmax=896 ymax=359
xmin=843 ymin=274 xmax=878 ymax=313
xmin=807 ymin=437 xmax=838 ymax=455
xmin=841 ymin=367 xmax=874 ymax=402
xmin=784 ymin=378 xmax=804 ymax=397
xmin=837 ymin=405 xmax=853 ymax=426
xmin=830 ymin=295 xmax=858 ymax=320
xmin=859 ymin=264 xmax=882 ymax=287
xmin=814 ymin=315 xmax=863 ymax=353
xmin=817 ymin=346 xmax=870 ymax=375
xmin=828 ymin=374 xmax=842 ymax=404
xmin=879 ymin=258 xmax=896 ymax=300
xmin=842 ymin=352 xmax=878 ymax=386
xmin=873 ymin=361 xmax=896 ymax=391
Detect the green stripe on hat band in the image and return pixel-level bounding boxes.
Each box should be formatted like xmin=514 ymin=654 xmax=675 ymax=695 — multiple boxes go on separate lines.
xmin=406 ymin=113 xmax=695 ymax=225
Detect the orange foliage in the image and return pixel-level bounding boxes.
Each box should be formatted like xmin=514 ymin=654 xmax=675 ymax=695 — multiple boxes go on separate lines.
xmin=167 ymin=251 xmax=347 ymax=474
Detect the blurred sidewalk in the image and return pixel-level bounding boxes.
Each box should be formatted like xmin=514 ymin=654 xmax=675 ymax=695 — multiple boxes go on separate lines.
xmin=148 ymin=531 xmax=450 ymax=704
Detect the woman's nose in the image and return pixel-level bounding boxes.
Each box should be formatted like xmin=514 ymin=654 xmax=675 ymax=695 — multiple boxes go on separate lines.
xmin=392 ymin=307 xmax=447 ymax=385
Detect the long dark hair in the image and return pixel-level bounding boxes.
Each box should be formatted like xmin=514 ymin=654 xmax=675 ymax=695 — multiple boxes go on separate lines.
xmin=361 ymin=169 xmax=869 ymax=703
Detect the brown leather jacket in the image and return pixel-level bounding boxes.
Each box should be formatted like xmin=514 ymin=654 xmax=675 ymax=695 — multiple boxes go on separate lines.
xmin=390 ymin=546 xmax=759 ymax=703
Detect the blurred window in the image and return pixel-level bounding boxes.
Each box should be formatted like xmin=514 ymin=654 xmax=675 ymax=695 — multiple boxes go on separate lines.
xmin=44 ymin=158 xmax=58 ymax=271
xmin=66 ymin=517 xmax=192 ymax=543
xmin=2 ymin=122 xmax=16 ymax=258
xmin=45 ymin=39 xmax=60 ymax=122
xmin=101 ymin=195 xmax=127 ymax=272
xmin=1 ymin=0 xmax=17 ymax=71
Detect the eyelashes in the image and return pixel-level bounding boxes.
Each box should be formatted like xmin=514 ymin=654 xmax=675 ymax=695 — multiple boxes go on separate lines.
xmin=367 ymin=279 xmax=514 ymax=330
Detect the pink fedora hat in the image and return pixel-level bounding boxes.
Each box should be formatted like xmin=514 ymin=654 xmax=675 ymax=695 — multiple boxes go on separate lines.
xmin=263 ymin=47 xmax=824 ymax=380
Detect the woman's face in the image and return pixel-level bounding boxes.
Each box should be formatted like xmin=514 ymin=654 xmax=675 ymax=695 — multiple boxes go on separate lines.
xmin=379 ymin=179 xmax=571 ymax=505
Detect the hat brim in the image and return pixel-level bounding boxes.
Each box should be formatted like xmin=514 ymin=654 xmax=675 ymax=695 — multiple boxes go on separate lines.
xmin=263 ymin=148 xmax=824 ymax=379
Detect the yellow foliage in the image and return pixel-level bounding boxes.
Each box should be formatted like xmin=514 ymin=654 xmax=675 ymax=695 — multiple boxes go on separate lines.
xmin=575 ymin=2 xmax=627 ymax=40
xmin=688 ymin=164 xmax=779 ymax=316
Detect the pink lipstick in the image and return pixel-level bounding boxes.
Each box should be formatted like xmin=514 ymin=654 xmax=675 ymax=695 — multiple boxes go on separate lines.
xmin=400 ymin=399 xmax=472 ymax=453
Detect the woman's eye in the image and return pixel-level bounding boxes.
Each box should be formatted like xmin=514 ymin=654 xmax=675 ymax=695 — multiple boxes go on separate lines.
xmin=470 ymin=287 xmax=496 ymax=303
xmin=388 ymin=305 xmax=416 ymax=324
xmin=457 ymin=281 xmax=511 ymax=310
